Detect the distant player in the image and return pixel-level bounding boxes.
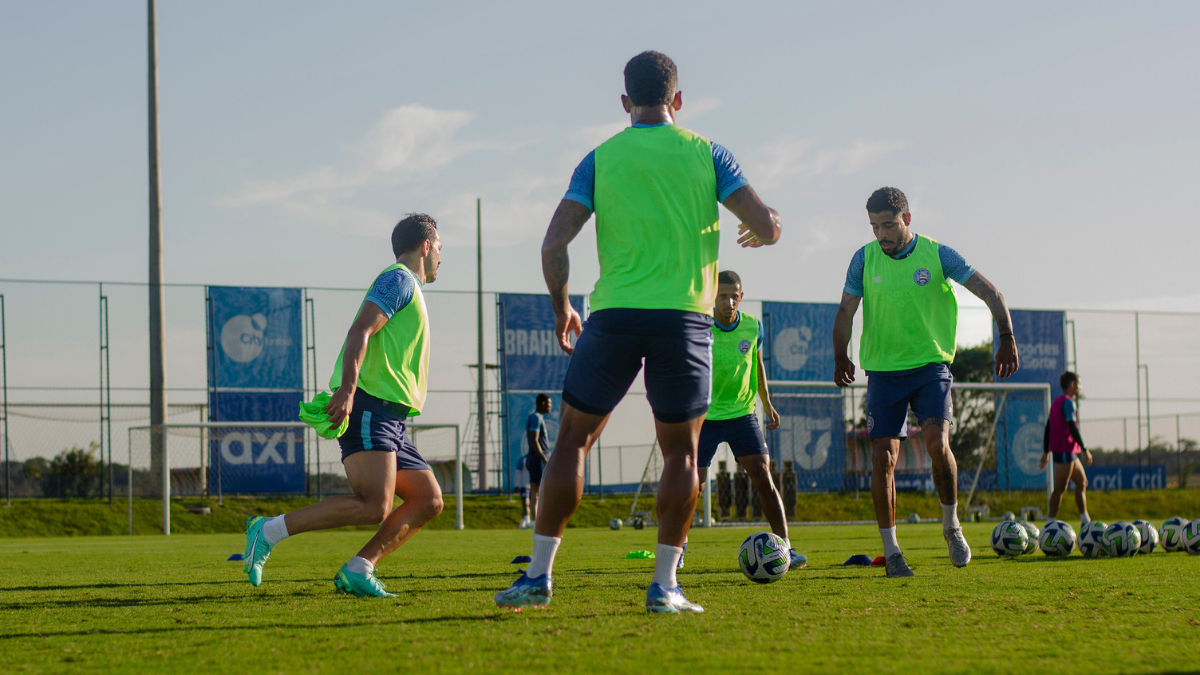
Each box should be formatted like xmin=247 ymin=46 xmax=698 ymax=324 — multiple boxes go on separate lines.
xmin=832 ymin=187 xmax=1019 ymax=578
xmin=243 ymin=214 xmax=444 ymax=597
xmin=689 ymin=270 xmax=806 ymax=571
xmin=514 ymin=454 xmax=532 ymax=529
xmin=520 ymin=394 xmax=552 ymax=528
xmin=495 ymin=51 xmax=782 ymax=613
xmin=1039 ymin=371 xmax=1092 ymax=527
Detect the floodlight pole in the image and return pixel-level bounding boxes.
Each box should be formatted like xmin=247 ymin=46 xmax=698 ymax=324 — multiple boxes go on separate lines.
xmin=147 ymin=0 xmax=169 ymax=510
xmin=1 ymin=294 xmax=8 ymax=507
xmin=476 ymin=198 xmax=487 ymax=490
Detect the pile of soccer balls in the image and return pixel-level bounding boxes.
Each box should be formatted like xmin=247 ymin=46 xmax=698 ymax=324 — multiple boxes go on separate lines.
xmin=990 ymin=516 xmax=1200 ymax=558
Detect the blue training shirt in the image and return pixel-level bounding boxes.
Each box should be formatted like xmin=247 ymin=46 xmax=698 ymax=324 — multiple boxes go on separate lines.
xmin=526 ymin=412 xmax=549 ymax=455
xmin=562 ymin=122 xmax=750 ymax=210
xmin=364 ymin=267 xmax=419 ymax=318
xmin=843 ymin=234 xmax=975 ymax=296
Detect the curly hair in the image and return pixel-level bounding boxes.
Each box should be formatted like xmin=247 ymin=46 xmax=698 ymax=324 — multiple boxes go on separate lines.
xmin=865 ymin=187 xmax=909 ymax=215
xmin=623 ymin=51 xmax=677 ymax=107
xmin=391 ymin=213 xmax=439 ymax=257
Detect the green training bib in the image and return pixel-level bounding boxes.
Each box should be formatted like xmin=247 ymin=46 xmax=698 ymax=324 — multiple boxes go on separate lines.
xmin=708 ymin=312 xmax=760 ymax=421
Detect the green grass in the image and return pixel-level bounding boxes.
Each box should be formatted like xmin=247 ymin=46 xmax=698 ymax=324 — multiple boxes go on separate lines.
xmin=2 ymin=523 xmax=1199 ymax=674
xmin=6 ymin=489 xmax=1200 ymax=538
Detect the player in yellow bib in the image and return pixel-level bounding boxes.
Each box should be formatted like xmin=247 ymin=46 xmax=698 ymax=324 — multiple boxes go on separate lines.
xmin=832 ymin=188 xmax=1019 ymax=578
xmin=685 ymin=270 xmax=807 ymax=572
xmin=242 ymin=214 xmax=444 ymax=598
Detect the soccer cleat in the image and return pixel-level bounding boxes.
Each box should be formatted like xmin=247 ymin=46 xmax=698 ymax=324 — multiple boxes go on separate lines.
xmin=494 ymin=572 xmax=552 ymax=609
xmin=789 ymin=549 xmax=808 ymax=570
xmin=646 ymin=583 xmax=704 ymax=614
xmin=333 ymin=564 xmax=396 ymax=598
xmin=517 ymin=516 xmax=531 ymax=530
xmin=243 ymin=516 xmax=274 ymax=587
xmin=945 ymin=527 xmax=972 ymax=568
xmin=677 ymin=541 xmax=687 ymax=569
xmin=884 ymin=552 xmax=915 ymax=578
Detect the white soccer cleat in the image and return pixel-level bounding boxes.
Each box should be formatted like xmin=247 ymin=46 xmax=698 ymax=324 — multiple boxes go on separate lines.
xmin=945 ymin=527 xmax=972 ymax=567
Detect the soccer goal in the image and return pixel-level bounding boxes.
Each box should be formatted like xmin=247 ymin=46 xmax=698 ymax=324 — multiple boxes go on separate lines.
xmin=128 ymin=421 xmax=465 ymax=536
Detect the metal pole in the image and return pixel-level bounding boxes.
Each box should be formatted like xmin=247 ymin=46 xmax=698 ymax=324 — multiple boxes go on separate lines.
xmin=455 ymin=426 xmax=463 ymax=530
xmin=702 ymin=470 xmax=712 ymax=527
xmin=99 ymin=283 xmax=104 ymax=501
xmin=161 ymin=423 xmax=170 ymax=535
xmin=1 ymin=294 xmax=7 ymax=507
xmin=147 ymin=0 xmax=169 ymax=499
xmin=128 ymin=427 xmax=133 ymax=535
xmin=1177 ymin=415 xmax=1182 ymax=489
xmin=597 ymin=438 xmax=604 ymax=501
xmin=1044 ymin=387 xmax=1052 ymax=506
xmin=104 ymin=294 xmax=112 ymax=503
xmin=1143 ymin=364 xmax=1151 ymax=490
xmin=1134 ymin=312 xmax=1141 ymax=470
xmin=476 ymin=198 xmax=487 ymax=490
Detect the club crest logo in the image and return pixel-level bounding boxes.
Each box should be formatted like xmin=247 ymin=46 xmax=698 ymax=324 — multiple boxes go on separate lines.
xmin=913 ymin=268 xmax=931 ymax=286
xmin=738 ymin=339 xmax=752 ymax=354
xmin=866 ymin=413 xmax=874 ymax=433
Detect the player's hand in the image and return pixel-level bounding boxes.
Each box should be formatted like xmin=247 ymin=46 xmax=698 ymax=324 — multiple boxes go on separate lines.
xmin=834 ymin=354 xmax=856 ymax=388
xmin=995 ymin=338 xmax=1019 ymax=379
xmin=556 ymin=306 xmax=583 ymax=355
xmin=764 ymin=405 xmax=781 ymax=431
xmin=736 ymin=223 xmax=766 ymax=248
xmin=1084 ymin=450 xmax=1093 ymax=467
xmin=1038 ymin=453 xmax=1049 ymax=470
xmin=326 ymin=388 xmax=354 ymax=427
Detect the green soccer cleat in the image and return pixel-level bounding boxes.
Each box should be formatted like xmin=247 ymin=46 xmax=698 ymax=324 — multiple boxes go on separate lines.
xmin=243 ymin=516 xmax=274 ymax=587
xmin=334 ymin=564 xmax=397 ymax=598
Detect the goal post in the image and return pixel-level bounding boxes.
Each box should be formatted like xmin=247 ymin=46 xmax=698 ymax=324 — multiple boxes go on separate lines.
xmin=128 ymin=421 xmax=465 ymax=536
xmin=765 ymin=380 xmax=1052 ymax=514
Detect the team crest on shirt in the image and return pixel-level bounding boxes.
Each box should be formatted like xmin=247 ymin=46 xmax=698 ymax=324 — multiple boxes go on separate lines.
xmin=738 ymin=339 xmax=752 ymax=354
xmin=913 ymin=268 xmax=931 ymax=286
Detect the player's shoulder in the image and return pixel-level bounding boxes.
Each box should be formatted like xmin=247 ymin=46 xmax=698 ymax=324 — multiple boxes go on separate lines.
xmin=739 ymin=311 xmax=759 ymax=326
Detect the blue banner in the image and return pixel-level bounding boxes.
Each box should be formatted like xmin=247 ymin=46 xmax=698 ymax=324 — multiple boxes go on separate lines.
xmin=1077 ymin=465 xmax=1166 ymax=491
xmin=994 ymin=310 xmax=1067 ymax=399
xmin=498 ymin=293 xmax=585 ymax=491
xmin=995 ymin=395 xmax=1048 ymax=490
xmin=770 ymin=394 xmax=845 ymax=491
xmin=207 ymin=286 xmax=306 ymax=493
xmin=762 ymin=302 xmax=838 ymax=382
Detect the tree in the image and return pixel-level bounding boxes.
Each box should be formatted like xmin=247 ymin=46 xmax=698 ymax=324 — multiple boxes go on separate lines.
xmin=47 ymin=442 xmax=102 ymax=497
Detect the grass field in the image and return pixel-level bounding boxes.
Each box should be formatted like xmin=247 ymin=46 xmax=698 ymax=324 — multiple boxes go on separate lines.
xmin=3 ymin=522 xmax=1199 ymax=674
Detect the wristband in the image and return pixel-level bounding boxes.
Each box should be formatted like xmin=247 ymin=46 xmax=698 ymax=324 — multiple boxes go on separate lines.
xmin=998 ymin=333 xmax=1016 ymax=341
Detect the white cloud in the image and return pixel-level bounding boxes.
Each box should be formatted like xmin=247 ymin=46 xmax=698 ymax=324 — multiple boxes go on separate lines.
xmin=682 ymin=96 xmax=721 ymax=119
xmin=749 ymin=137 xmax=909 ymax=190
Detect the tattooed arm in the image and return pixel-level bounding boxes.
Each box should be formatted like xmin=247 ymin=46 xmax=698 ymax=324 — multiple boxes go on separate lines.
xmin=542 ymin=199 xmax=592 ymax=354
xmin=963 ymin=271 xmax=1020 ymax=379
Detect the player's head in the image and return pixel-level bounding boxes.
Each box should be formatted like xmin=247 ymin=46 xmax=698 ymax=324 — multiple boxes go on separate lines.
xmin=391 ymin=213 xmax=442 ymax=283
xmin=621 ymin=51 xmax=682 ymax=113
xmin=866 ymin=187 xmax=912 ymax=256
xmin=1060 ymin=371 xmax=1080 ymax=396
xmin=715 ymin=270 xmax=744 ymax=324
xmin=535 ymin=393 xmax=552 ymax=414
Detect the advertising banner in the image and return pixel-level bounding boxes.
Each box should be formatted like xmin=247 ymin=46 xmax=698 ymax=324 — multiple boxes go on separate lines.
xmin=498 ymin=293 xmax=585 ymax=491
xmin=762 ymin=302 xmax=838 ymax=382
xmin=206 ymin=286 xmax=305 ymax=493
xmin=769 ymin=394 xmax=845 ymax=491
xmin=993 ymin=310 xmax=1064 ymax=491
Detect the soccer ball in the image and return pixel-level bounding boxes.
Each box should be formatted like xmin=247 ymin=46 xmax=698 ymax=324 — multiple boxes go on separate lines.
xmin=1079 ymin=521 xmax=1109 ymax=558
xmin=991 ymin=521 xmax=1028 ymax=556
xmin=1103 ymin=521 xmax=1141 ymax=558
xmin=1019 ymin=522 xmax=1040 ymax=554
xmin=1001 ymin=511 xmax=1016 ymax=521
xmin=1039 ymin=520 xmax=1076 ymax=557
xmin=738 ymin=532 xmax=790 ymax=583
xmin=1183 ymin=519 xmax=1200 ymax=555
xmin=1132 ymin=520 xmax=1158 ymax=554
xmin=1160 ymin=516 xmax=1188 ymax=552
xmin=609 ymin=518 xmax=622 ymax=531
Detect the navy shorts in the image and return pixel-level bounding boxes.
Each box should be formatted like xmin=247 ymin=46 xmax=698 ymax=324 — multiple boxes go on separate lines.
xmin=1052 ymin=451 xmax=1081 ymax=465
xmin=697 ymin=414 xmax=768 ymax=468
xmin=865 ymin=363 xmax=953 ymax=440
xmin=338 ymin=389 xmax=430 ymax=471
xmin=562 ymin=309 xmax=713 ymax=424
xmin=525 ymin=453 xmax=544 ymax=485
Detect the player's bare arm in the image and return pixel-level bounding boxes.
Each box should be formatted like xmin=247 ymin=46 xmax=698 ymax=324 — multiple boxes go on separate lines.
xmin=962 ymin=272 xmax=1020 ymax=379
xmin=832 ymin=291 xmax=861 ymax=387
xmin=722 ymin=185 xmax=781 ymax=248
xmin=528 ymin=430 xmax=549 ymax=464
xmin=542 ymin=199 xmax=592 ymax=354
xmin=326 ymin=302 xmax=390 ymax=426
xmin=755 ymin=348 xmax=780 ymax=430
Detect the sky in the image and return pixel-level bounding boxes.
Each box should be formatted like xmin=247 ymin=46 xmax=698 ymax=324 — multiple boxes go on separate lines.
xmin=2 ymin=1 xmax=1199 ymax=470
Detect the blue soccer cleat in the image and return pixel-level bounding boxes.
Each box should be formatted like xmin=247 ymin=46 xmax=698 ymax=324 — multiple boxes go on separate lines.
xmin=646 ymin=583 xmax=704 ymax=614
xmin=789 ymin=549 xmax=808 ymax=570
xmin=494 ymin=572 xmax=552 ymax=610
xmin=243 ymin=516 xmax=274 ymax=587
xmin=333 ymin=564 xmax=396 ymax=598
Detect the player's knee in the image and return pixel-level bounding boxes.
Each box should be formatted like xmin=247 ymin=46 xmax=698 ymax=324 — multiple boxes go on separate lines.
xmin=428 ymin=495 xmax=445 ymax=518
xmin=364 ymin=501 xmax=392 ymax=524
xmin=1076 ymin=475 xmax=1088 ymax=491
xmin=873 ymin=449 xmax=897 ymax=472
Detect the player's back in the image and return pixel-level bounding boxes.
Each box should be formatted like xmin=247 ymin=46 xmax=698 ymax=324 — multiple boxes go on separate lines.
xmin=590 ymin=124 xmax=720 ymax=315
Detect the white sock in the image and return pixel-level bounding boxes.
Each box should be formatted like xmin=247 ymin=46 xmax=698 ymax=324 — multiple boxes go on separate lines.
xmin=652 ymin=544 xmax=683 ymax=589
xmin=263 ymin=515 xmax=290 ymax=546
xmin=942 ymin=502 xmax=960 ymax=533
xmin=345 ymin=555 xmax=374 ymax=575
xmin=880 ymin=527 xmax=901 ymax=558
xmin=526 ymin=534 xmax=561 ymax=579
xmin=1080 ymin=512 xmax=1091 ymax=526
